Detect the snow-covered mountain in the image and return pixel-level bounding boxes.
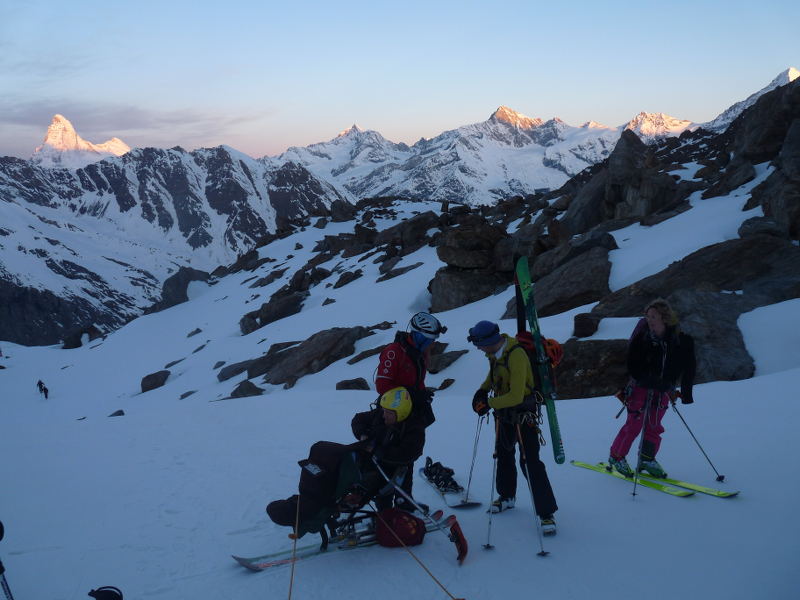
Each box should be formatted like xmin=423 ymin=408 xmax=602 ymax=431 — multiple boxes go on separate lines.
xmin=31 ymin=114 xmax=131 ymax=169
xmin=277 ymin=106 xmax=623 ymax=204
xmin=622 ymin=112 xmax=695 ymax=143
xmin=2 ymin=68 xmax=798 ymax=348
xmin=0 ymin=144 xmax=347 ymax=345
xmin=702 ymin=67 xmax=800 ymax=132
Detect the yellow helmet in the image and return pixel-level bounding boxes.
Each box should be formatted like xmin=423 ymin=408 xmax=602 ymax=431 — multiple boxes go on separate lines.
xmin=379 ymin=387 xmax=413 ymax=422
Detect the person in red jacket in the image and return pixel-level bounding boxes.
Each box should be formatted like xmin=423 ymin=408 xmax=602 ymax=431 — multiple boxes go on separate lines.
xmin=375 ymin=312 xmax=446 ymax=421
xmin=373 ymin=312 xmax=446 ymax=505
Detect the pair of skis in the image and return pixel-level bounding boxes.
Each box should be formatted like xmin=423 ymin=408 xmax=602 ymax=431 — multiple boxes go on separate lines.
xmin=515 ymin=256 xmax=565 ymax=464
xmin=234 ymin=510 xmax=456 ymax=571
xmin=571 ymin=460 xmax=739 ymax=498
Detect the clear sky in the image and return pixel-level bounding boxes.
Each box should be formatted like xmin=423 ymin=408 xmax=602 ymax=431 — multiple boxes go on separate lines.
xmin=1 ymin=0 xmax=798 ymax=160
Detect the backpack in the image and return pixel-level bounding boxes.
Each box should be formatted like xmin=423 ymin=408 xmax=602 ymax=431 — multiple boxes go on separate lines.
xmin=88 ymin=587 xmax=123 ymax=600
xmin=267 ymin=441 xmax=366 ymax=538
xmin=395 ymin=333 xmax=436 ymax=427
xmin=375 ymin=508 xmax=427 ymax=547
xmin=515 ymin=331 xmax=563 ymax=393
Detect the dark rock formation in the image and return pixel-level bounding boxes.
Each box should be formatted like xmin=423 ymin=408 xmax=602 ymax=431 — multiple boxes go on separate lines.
xmin=217 ymin=359 xmax=256 ymax=382
xmin=427 ymin=350 xmax=468 ymax=374
xmin=336 ymin=377 xmax=371 ymax=390
xmin=503 ymin=246 xmax=612 ymax=318
xmin=231 ymin=380 xmax=264 ymax=398
xmin=141 ymin=370 xmax=170 ymax=393
xmin=62 ymin=324 xmax=104 ymax=349
xmin=145 ymin=267 xmax=210 ymax=314
xmin=555 ymin=339 xmax=629 ymax=398
xmin=248 ymin=326 xmax=372 ymax=388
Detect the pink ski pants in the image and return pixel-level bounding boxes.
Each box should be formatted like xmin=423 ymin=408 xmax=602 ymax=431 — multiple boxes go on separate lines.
xmin=610 ymin=386 xmax=669 ymax=459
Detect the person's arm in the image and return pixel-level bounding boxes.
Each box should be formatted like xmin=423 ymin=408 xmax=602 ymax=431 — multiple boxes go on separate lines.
xmin=379 ymin=420 xmax=425 ymax=465
xmin=351 ymin=409 xmax=375 ymax=440
xmin=488 ymin=348 xmax=529 ymax=410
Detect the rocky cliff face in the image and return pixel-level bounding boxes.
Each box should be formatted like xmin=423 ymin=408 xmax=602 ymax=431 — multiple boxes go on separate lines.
xmin=0 ymin=145 xmax=346 ymax=345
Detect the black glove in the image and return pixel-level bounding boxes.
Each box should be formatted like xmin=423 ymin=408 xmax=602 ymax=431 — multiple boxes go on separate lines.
xmin=472 ymin=389 xmax=490 ymax=416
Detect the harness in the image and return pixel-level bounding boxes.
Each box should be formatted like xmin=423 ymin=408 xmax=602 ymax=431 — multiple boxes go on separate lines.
xmin=489 ymin=343 xmax=542 ymax=429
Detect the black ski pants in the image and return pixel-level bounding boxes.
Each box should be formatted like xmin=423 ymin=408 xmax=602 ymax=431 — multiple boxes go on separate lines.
xmin=495 ymin=419 xmax=558 ymax=518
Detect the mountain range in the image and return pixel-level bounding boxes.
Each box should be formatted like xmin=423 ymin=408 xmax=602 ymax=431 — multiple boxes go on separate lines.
xmin=0 ymin=68 xmax=798 ymax=347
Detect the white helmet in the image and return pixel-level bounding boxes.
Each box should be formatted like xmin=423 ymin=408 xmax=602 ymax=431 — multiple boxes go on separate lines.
xmin=409 ymin=312 xmax=446 ymax=339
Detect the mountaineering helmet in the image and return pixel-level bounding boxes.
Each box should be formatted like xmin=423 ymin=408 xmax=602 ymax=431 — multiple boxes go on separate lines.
xmin=409 ymin=312 xmax=446 ymax=339
xmin=379 ymin=387 xmax=413 ymax=422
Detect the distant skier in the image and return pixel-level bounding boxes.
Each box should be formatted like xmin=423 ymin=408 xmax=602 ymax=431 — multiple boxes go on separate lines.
xmin=43 ymin=385 xmax=49 ymax=399
xmin=608 ymin=298 xmax=696 ymax=479
xmin=37 ymin=380 xmax=45 ymax=394
xmin=469 ymin=320 xmax=558 ymax=535
xmin=351 ymin=386 xmax=427 ymax=511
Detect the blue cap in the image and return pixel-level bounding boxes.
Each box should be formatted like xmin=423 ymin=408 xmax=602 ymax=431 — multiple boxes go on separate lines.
xmin=468 ymin=321 xmax=502 ymax=347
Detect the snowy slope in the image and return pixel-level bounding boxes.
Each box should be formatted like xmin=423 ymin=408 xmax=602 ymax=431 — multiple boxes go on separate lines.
xmin=1 ymin=186 xmax=798 ymax=599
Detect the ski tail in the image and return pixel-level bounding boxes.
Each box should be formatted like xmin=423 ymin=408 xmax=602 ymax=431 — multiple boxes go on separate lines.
xmin=448 ymin=517 xmax=468 ymax=564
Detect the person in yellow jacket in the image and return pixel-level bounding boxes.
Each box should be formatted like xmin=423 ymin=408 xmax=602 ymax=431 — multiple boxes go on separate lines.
xmin=469 ymin=320 xmax=558 ymax=535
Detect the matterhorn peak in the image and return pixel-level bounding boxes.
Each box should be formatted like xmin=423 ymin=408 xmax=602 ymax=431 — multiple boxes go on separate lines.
xmin=32 ymin=114 xmax=130 ymax=169
xmin=490 ymin=106 xmax=543 ymax=129
xmin=40 ymin=114 xmax=81 ymax=151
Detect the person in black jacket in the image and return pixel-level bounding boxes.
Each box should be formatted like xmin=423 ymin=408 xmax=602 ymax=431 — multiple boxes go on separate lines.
xmin=351 ymin=386 xmax=426 ymax=510
xmin=609 ymin=298 xmax=696 ymax=478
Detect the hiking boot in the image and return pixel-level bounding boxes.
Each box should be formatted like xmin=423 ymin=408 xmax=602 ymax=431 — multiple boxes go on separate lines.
xmin=489 ymin=496 xmax=515 ymax=513
xmin=540 ymin=515 xmax=556 ymax=536
xmin=638 ymin=458 xmax=668 ymax=479
xmin=608 ymin=456 xmax=634 ymax=478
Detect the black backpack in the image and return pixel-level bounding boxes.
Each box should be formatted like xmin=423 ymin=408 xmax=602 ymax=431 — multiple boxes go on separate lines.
xmin=88 ymin=587 xmax=123 ymax=600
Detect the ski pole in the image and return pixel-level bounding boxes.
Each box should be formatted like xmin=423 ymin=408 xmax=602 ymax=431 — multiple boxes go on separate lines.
xmin=483 ymin=418 xmax=499 ymax=550
xmin=671 ymin=399 xmax=725 ymax=482
xmin=462 ymin=414 xmax=485 ymax=504
xmin=515 ymin=423 xmax=549 ymax=557
xmin=0 ymin=521 xmax=16 ymax=600
xmin=370 ymin=459 xmax=450 ymax=543
xmin=631 ymin=390 xmax=653 ymax=498
xmin=614 ymin=385 xmax=631 ymax=419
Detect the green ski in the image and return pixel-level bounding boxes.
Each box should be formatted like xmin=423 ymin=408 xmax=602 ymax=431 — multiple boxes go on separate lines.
xmin=572 ymin=461 xmax=694 ymax=497
xmin=635 ymin=472 xmax=739 ymax=497
xmin=515 ymin=256 xmax=565 ymax=463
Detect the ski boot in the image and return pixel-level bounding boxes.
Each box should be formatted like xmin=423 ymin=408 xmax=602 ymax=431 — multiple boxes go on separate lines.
xmin=489 ymin=496 xmax=515 ymax=513
xmin=540 ymin=514 xmax=556 ymax=536
xmin=638 ymin=458 xmax=668 ymax=478
xmin=608 ymin=456 xmax=634 ymax=478
xmin=424 ymin=457 xmax=463 ymax=493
